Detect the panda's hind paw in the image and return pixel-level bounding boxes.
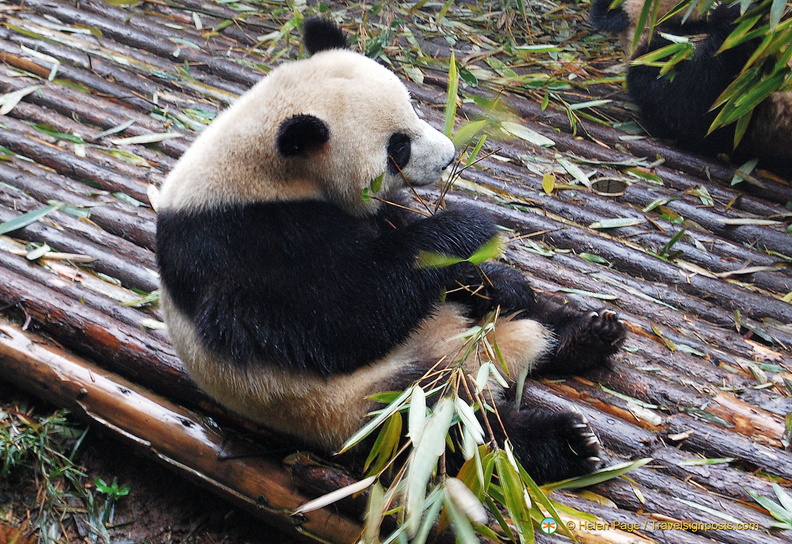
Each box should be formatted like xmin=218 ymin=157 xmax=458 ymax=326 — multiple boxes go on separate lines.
xmin=584 ymin=309 xmax=626 ymax=350
xmin=506 ymin=409 xmax=603 ymax=484
xmin=545 ymin=308 xmax=626 ymax=375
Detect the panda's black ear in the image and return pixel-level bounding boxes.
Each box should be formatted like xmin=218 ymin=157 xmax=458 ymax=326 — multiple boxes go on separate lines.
xmin=303 ymin=17 xmax=348 ymax=55
xmin=276 ymin=114 xmax=330 ymax=158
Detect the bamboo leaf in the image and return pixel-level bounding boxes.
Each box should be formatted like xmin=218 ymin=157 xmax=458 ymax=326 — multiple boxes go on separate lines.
xmin=363 ymin=481 xmax=385 ymax=544
xmin=717 ymin=217 xmax=782 ymax=226
xmin=748 ymin=488 xmax=792 ymax=524
xmin=770 ymin=0 xmax=786 ymax=29
xmin=444 ymin=51 xmax=458 ymax=137
xmin=464 ymin=135 xmax=488 ymax=168
xmin=494 ymin=450 xmax=533 ymax=542
xmin=568 ymin=99 xmax=612 ymax=111
xmin=339 ymin=388 xmax=412 ymax=453
xmin=364 ymin=413 xmax=402 ymax=474
xmin=579 ymin=252 xmax=610 ymax=265
xmin=442 ymin=489 xmax=479 ymax=544
xmin=674 ymin=497 xmax=745 ymax=524
xmin=0 ymin=86 xmax=40 ymax=116
xmin=557 ymin=157 xmax=591 ymax=187
xmin=415 ymin=251 xmax=464 ymax=269
xmin=411 ymin=489 xmax=445 ymax=544
xmin=293 ymin=475 xmax=376 ymax=515
xmin=453 ymin=397 xmax=484 ymax=445
xmin=110 ymin=132 xmax=183 ymax=145
xmin=91 ymin=120 xmax=136 ymax=141
xmin=452 ymin=120 xmax=488 ymax=149
xmin=773 ymin=483 xmax=792 ymax=515
xmin=501 ymin=121 xmax=555 ymax=147
xmin=445 ymin=477 xmax=487 ymax=525
xmin=408 ymin=386 xmax=427 ymax=446
xmin=643 ymin=197 xmax=678 ymax=213
xmin=0 ymin=203 xmax=63 ymax=235
xmin=541 ymin=173 xmax=556 ymax=195
xmin=557 ymin=288 xmax=618 ymax=301
xmin=543 ymin=458 xmax=653 ymax=491
xmin=405 ymin=397 xmax=454 ymax=536
xmin=467 ymin=235 xmax=503 ymax=264
xmin=589 ymin=217 xmax=644 ymax=229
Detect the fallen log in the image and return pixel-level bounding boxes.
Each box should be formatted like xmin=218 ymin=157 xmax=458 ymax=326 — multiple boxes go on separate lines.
xmin=0 ymin=321 xmax=365 ymax=544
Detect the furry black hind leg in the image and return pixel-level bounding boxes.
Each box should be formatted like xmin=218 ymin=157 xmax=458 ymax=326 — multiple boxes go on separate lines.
xmin=490 ymin=402 xmax=602 ymax=484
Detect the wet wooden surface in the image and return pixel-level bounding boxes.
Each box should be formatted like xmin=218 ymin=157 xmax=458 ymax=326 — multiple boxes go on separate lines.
xmin=0 ymin=1 xmax=790 ymax=543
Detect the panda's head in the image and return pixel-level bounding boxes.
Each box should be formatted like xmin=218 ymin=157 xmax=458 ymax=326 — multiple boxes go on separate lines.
xmin=160 ymin=18 xmax=456 ymax=216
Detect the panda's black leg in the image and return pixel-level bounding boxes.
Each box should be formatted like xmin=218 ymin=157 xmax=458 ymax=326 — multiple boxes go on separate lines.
xmin=532 ymin=296 xmax=626 ymax=375
xmin=497 ymin=406 xmax=602 ymax=484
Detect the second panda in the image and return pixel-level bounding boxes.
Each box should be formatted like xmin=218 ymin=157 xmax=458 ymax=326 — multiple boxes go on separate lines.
xmin=156 ymin=18 xmax=627 ymax=484
xmin=591 ymin=0 xmax=792 ymax=176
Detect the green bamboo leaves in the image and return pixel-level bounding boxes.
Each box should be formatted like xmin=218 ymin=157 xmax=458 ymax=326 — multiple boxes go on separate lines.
xmin=633 ymin=0 xmax=792 ymax=149
xmin=415 ymin=234 xmax=504 ymax=269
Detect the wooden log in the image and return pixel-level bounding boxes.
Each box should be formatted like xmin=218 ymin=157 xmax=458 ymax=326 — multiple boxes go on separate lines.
xmin=18 ymin=0 xmax=261 ymax=88
xmin=510 ymin=250 xmax=792 ymax=363
xmin=444 ymin=84 xmax=792 ymax=205
xmin=440 ymin=194 xmax=792 ymax=324
xmin=665 ymin=414 xmax=792 ymax=480
xmin=0 ymin=103 xmax=157 ymax=204
xmin=0 ymin=265 xmax=188 ymax=397
xmin=0 ymin=68 xmax=188 ymax=161
xmin=0 ymin=203 xmax=158 ymax=292
xmin=0 ymin=247 xmax=166 ymax=339
xmin=458 ymin=160 xmax=792 ymax=273
xmin=0 ymin=322 xmax=365 ymax=544
xmin=594 ymin=472 xmax=786 ymax=544
xmin=0 ymin=22 xmax=242 ymax=105
xmin=0 ymin=160 xmax=157 ymax=251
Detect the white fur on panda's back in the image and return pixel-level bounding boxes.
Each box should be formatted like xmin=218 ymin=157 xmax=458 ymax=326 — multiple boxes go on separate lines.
xmin=160 ymin=49 xmax=454 ymax=216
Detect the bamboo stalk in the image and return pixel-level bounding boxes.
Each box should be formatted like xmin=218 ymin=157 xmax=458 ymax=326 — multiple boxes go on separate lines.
xmin=514 ymin=253 xmax=792 ymax=363
xmin=445 ymin=84 xmax=792 ymax=206
xmin=595 ymin=472 xmax=783 ymax=544
xmin=18 ymin=0 xmax=261 ymax=89
xmin=456 ymin=157 xmax=792 ymax=272
xmin=0 ymin=265 xmax=185 ymax=395
xmin=0 ymin=321 xmax=365 ymax=544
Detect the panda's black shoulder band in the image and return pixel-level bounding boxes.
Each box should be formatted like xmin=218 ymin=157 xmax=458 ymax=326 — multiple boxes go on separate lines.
xmin=303 ymin=17 xmax=348 ymax=54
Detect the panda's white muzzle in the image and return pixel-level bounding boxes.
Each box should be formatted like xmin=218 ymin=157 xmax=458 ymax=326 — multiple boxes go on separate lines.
xmin=402 ymin=120 xmax=457 ymax=187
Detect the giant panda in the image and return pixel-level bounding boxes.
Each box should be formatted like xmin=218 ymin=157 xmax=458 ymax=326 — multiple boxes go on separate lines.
xmin=590 ymin=0 xmax=792 ymax=176
xmin=156 ymin=18 xmax=626 ymax=484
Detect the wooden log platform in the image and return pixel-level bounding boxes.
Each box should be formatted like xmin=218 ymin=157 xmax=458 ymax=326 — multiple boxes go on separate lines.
xmin=0 ymin=1 xmax=790 ymax=543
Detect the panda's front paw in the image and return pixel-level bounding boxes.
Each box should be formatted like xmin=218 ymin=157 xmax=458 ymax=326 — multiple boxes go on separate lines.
xmin=450 ymin=263 xmax=536 ymax=319
xmin=507 ymin=409 xmax=602 ymax=484
xmin=419 ymin=207 xmax=498 ymax=259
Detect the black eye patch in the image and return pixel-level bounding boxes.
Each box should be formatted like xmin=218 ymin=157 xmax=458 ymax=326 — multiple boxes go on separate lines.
xmin=387 ymin=132 xmax=411 ymax=174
